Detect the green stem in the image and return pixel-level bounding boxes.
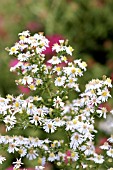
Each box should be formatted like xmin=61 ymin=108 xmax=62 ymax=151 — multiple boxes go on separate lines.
xmin=45 ymin=84 xmax=52 ymax=98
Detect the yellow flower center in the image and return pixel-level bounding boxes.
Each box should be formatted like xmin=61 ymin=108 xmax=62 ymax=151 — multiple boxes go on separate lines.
xmin=71 ymin=152 xmax=75 ymax=157
xmin=37 ymin=158 xmax=42 ymax=165
xmin=53 ymin=56 xmax=57 ymax=61
xmin=57 ymin=77 xmax=62 ymax=82
xmin=18 ymin=149 xmax=23 ymax=154
xmin=74 ymin=135 xmax=79 ymax=140
xmin=19 ymin=35 xmax=25 ymax=40
xmin=15 ymin=102 xmax=19 ymax=107
xmin=29 ymin=149 xmax=34 ymax=154
xmin=11 ymin=47 xmax=16 ymax=52
xmin=62 ymin=56 xmax=67 ymax=61
xmin=36 ymin=79 xmax=42 ymax=85
xmin=29 ymin=84 xmax=35 ymax=90
xmin=81 ymin=62 xmax=87 ymax=67
xmin=49 ymin=152 xmax=55 ymax=157
xmin=34 ymin=115 xmax=39 ymax=121
xmin=68 ymin=46 xmax=74 ymax=52
xmin=71 ymin=68 xmax=76 ymax=74
xmin=51 ymin=143 xmax=55 ymax=148
xmin=69 ymin=78 xmax=73 ymax=83
xmin=110 ymin=149 xmax=113 ymax=154
xmin=56 ymin=67 xmax=61 ymax=72
xmin=48 ymin=124 xmax=52 ymax=129
xmin=73 ymin=119 xmax=77 ymax=124
xmin=102 ymin=91 xmax=107 ymax=96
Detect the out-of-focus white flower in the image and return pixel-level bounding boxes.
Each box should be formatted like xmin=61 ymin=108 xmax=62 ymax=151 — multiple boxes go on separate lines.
xmin=0 ymin=155 xmax=6 ymax=164
xmin=88 ymin=154 xmax=104 ymax=164
xmin=100 ymin=142 xmax=110 ymax=150
xmin=107 ymin=148 xmax=113 ymax=158
xmin=97 ymin=107 xmax=107 ymax=118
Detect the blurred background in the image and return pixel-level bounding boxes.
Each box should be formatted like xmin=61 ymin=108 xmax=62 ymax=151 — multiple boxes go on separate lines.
xmin=0 ymin=0 xmax=113 ymax=169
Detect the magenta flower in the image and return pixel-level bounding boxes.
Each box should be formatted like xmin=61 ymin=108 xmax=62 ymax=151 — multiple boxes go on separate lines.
xmin=26 ymin=21 xmax=42 ymax=32
xmin=18 ymin=85 xmax=30 ymax=94
xmin=9 ymin=59 xmax=19 ymax=67
xmin=64 ymin=150 xmax=71 ymax=164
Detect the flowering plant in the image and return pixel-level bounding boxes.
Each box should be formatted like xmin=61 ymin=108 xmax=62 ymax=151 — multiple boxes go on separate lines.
xmin=0 ymin=30 xmax=113 ymax=170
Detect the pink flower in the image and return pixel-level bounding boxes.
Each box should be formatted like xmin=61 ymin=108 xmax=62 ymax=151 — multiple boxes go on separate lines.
xmin=26 ymin=21 xmax=42 ymax=32
xmin=99 ymin=137 xmax=107 ymax=145
xmin=64 ymin=150 xmax=71 ymax=164
xmin=9 ymin=59 xmax=19 ymax=67
xmin=95 ymin=146 xmax=102 ymax=154
xmin=18 ymin=85 xmax=30 ymax=94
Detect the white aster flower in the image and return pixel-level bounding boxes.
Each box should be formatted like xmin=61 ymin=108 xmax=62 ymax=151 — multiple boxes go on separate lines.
xmin=7 ymin=142 xmax=19 ymax=153
xmin=78 ymin=122 xmax=90 ymax=134
xmin=107 ymin=148 xmax=113 ymax=158
xmin=18 ymin=30 xmax=30 ymax=36
xmin=27 ymin=148 xmax=38 ymax=160
xmin=4 ymin=115 xmax=16 ymax=131
xmin=36 ymin=79 xmax=43 ymax=86
xmin=70 ymin=132 xmax=84 ymax=150
xmin=18 ymin=52 xmax=31 ymax=61
xmin=53 ymin=96 xmax=64 ymax=109
xmin=65 ymin=45 xmax=74 ymax=55
xmin=52 ymin=43 xmax=62 ymax=53
xmin=97 ymin=87 xmax=111 ymax=102
xmin=22 ymin=76 xmax=33 ymax=85
xmin=48 ymin=152 xmax=56 ymax=162
xmin=29 ymin=84 xmax=36 ymax=90
xmin=89 ymin=153 xmax=104 ymax=164
xmin=29 ymin=113 xmax=42 ymax=126
xmin=48 ymin=56 xmax=61 ymax=65
xmin=54 ymin=117 xmax=65 ymax=127
xmin=18 ymin=147 xmax=27 ymax=157
xmin=43 ymin=120 xmax=56 ymax=133
xmin=53 ymin=66 xmax=62 ymax=75
xmin=65 ymin=121 xmax=74 ymax=131
xmin=13 ymin=158 xmax=23 ymax=169
xmin=103 ymin=77 xmax=112 ymax=87
xmin=18 ymin=43 xmax=28 ymax=51
xmin=108 ymin=135 xmax=113 ymax=143
xmin=97 ymin=107 xmax=107 ymax=118
xmin=100 ymin=142 xmax=110 ymax=150
xmin=55 ymin=76 xmax=66 ymax=86
xmin=61 ymin=55 xmax=68 ymax=63
xmin=66 ymin=77 xmax=77 ymax=88
xmin=71 ymin=151 xmax=79 ymax=161
xmin=78 ymin=61 xmax=87 ymax=71
xmin=80 ymin=142 xmax=95 ymax=156
xmin=27 ymin=103 xmax=37 ymax=115
xmin=37 ymin=157 xmax=46 ymax=166
xmin=9 ymin=45 xmax=19 ymax=55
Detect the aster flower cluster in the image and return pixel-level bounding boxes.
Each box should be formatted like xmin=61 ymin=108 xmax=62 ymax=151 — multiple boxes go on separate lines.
xmin=0 ymin=30 xmax=113 ymax=169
